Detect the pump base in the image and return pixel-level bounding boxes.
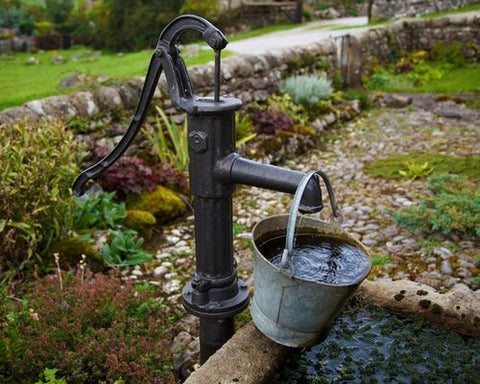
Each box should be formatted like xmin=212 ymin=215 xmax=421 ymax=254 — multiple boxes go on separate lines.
xmin=182 ymin=278 xmax=250 ymax=319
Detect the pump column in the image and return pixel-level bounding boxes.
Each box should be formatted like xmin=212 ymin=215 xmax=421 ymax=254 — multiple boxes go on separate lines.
xmin=182 ymin=98 xmax=249 ymax=363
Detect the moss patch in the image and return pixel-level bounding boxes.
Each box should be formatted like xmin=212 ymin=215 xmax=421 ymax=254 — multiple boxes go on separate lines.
xmin=394 ymin=174 xmax=480 ymax=237
xmin=123 ymin=210 xmax=157 ymax=239
xmin=364 ymin=153 xmax=480 ymax=181
xmin=49 ymin=237 xmax=104 ymax=271
xmin=126 ymin=185 xmax=187 ymax=224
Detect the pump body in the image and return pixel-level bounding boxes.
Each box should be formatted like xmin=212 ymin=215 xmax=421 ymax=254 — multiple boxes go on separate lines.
xmin=73 ymin=15 xmax=323 ymax=363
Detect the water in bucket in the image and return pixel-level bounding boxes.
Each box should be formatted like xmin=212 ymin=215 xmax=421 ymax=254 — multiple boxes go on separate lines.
xmin=258 ymin=234 xmax=371 ymax=285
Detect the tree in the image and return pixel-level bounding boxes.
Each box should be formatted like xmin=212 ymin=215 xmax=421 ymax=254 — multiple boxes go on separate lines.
xmin=90 ymin=0 xmax=185 ymax=51
xmin=180 ymin=0 xmax=219 ymax=21
xmin=45 ymin=0 xmax=75 ymax=28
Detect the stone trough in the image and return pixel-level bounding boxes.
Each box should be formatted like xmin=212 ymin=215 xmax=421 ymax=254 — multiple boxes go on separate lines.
xmin=185 ymin=279 xmax=480 ymax=383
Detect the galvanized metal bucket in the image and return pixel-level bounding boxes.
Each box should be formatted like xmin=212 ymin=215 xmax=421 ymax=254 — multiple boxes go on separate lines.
xmin=250 ymin=171 xmax=372 ymax=347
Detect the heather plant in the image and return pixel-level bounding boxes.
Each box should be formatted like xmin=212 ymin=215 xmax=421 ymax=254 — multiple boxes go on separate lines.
xmin=394 ymin=174 xmax=480 ymax=238
xmin=0 ymin=120 xmax=84 ymax=278
xmin=282 ymin=75 xmax=333 ymax=105
xmin=0 ymin=270 xmax=177 ymax=384
xmin=251 ymin=107 xmax=294 ymax=135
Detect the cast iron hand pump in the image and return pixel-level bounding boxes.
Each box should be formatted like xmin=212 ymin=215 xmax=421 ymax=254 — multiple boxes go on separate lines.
xmin=73 ymin=15 xmax=325 ymax=363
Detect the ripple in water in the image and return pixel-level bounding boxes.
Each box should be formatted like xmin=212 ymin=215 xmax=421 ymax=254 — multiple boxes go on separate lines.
xmin=259 ymin=234 xmax=370 ymax=284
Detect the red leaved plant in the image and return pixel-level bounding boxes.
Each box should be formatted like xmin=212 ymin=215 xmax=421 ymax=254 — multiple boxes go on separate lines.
xmin=251 ymin=107 xmax=294 ymax=135
xmin=98 ymin=157 xmax=187 ymax=198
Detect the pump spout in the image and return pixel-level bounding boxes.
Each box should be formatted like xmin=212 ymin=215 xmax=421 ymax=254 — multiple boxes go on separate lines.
xmin=216 ymin=155 xmax=324 ymax=213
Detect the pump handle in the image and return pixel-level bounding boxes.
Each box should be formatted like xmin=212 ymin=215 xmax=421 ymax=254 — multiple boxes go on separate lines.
xmin=73 ymin=15 xmax=227 ymax=196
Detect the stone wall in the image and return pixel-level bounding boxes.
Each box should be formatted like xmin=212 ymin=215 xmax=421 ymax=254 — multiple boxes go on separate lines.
xmin=355 ymin=14 xmax=480 ymax=78
xmin=0 ymin=13 xmax=479 ymax=127
xmin=371 ymin=0 xmax=480 ymax=21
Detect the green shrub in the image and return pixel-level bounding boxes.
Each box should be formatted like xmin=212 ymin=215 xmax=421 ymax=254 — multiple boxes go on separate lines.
xmin=72 ymin=192 xmax=127 ymax=231
xmin=180 ymin=0 xmax=220 ymax=21
xmin=68 ymin=193 xmax=154 ymax=268
xmin=394 ymin=175 xmax=480 ymax=237
xmin=367 ymin=72 xmax=392 ymax=89
xmin=406 ymin=61 xmax=443 ymax=86
xmin=282 ymin=75 xmax=333 ymax=105
xmin=429 ymin=43 xmax=466 ymax=66
xmin=341 ymin=89 xmax=372 ymax=111
xmin=316 ymin=2 xmax=331 ymax=11
xmin=34 ymin=21 xmax=54 ymax=36
xmin=101 ymin=230 xmax=153 ymax=267
xmin=0 ymin=121 xmax=83 ymax=278
xmin=0 ymin=271 xmax=177 ymax=384
xmin=265 ymin=94 xmax=310 ymax=125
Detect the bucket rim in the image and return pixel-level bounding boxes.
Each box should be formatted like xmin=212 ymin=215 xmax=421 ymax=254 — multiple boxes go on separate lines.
xmin=252 ymin=214 xmax=372 ymax=287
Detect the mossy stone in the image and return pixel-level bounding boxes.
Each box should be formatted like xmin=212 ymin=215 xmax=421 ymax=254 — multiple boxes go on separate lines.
xmin=124 ymin=209 xmax=157 ymax=239
xmin=49 ymin=237 xmax=104 ymax=271
xmin=126 ymin=185 xmax=187 ymax=224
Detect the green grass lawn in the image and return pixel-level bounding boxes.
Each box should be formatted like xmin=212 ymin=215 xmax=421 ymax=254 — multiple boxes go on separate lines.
xmin=421 ymin=3 xmax=480 ymax=18
xmin=228 ymin=23 xmax=300 ymax=42
xmin=0 ymin=47 xmax=230 ymax=110
xmin=366 ymin=63 xmax=480 ymax=94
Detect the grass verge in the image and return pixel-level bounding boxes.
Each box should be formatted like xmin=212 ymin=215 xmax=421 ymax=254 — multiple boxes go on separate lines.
xmin=366 ymin=63 xmax=480 ymax=94
xmin=421 ymin=3 xmax=480 ymax=19
xmin=228 ymin=23 xmax=300 ymax=42
xmin=364 ymin=153 xmax=480 ymax=181
xmin=0 ymin=46 xmax=231 ymax=110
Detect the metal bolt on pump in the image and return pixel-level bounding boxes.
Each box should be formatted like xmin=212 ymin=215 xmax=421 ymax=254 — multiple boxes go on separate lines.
xmin=73 ymin=15 xmax=324 ymax=363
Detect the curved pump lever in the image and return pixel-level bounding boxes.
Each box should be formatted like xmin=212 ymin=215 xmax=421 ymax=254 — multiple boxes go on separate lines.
xmin=73 ymin=15 xmax=228 ymax=197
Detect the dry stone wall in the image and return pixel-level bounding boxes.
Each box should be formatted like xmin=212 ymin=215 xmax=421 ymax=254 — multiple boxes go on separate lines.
xmin=355 ymin=13 xmax=480 ymax=78
xmin=371 ymin=0 xmax=480 ymax=21
xmin=0 ymin=13 xmax=479 ymax=127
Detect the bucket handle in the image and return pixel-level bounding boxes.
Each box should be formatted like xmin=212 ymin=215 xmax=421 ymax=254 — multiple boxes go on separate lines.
xmin=280 ymin=171 xmax=344 ymax=276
